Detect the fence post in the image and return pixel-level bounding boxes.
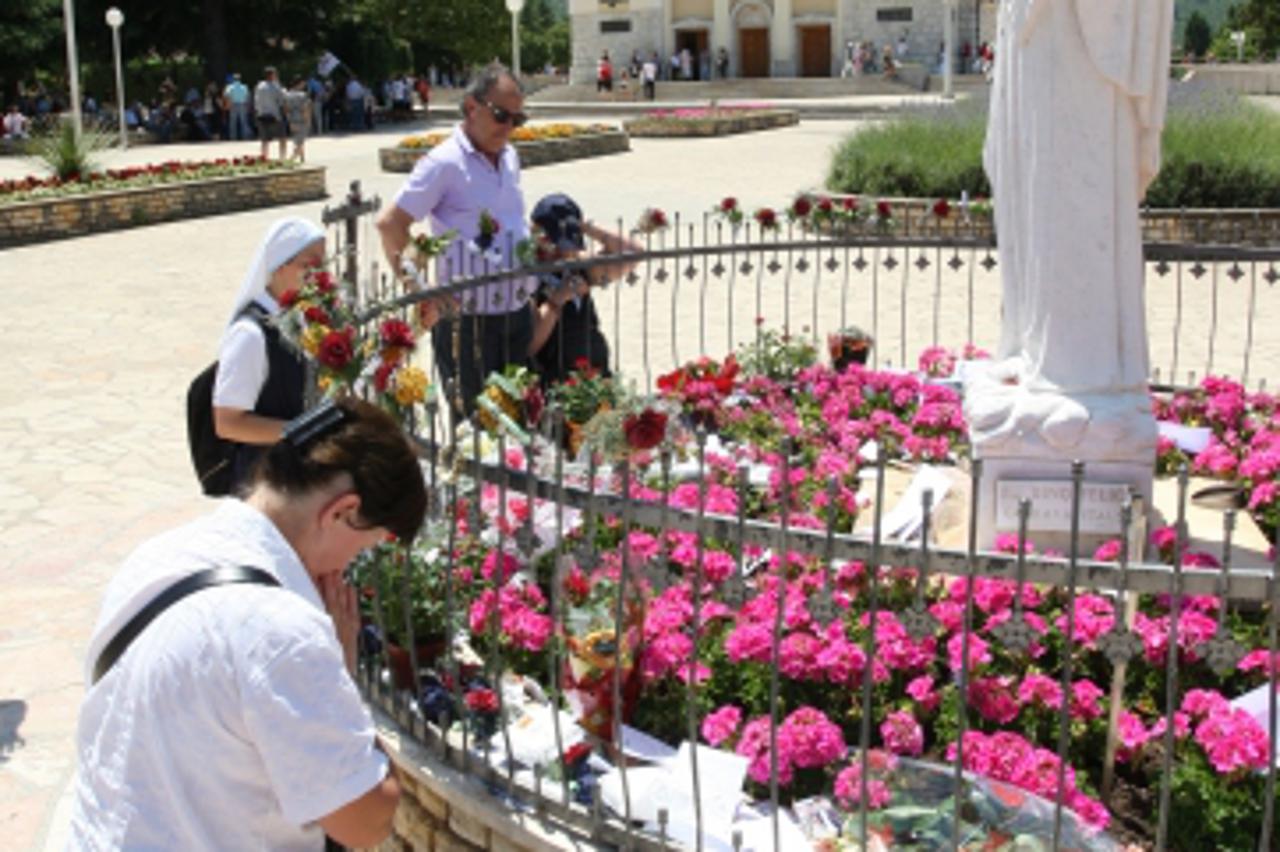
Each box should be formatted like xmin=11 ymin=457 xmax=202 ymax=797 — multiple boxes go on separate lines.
xmin=321 ymin=179 xmax=382 ymax=291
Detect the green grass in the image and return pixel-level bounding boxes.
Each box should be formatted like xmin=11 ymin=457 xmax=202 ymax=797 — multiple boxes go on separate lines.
xmin=825 ymin=91 xmax=1280 ymax=208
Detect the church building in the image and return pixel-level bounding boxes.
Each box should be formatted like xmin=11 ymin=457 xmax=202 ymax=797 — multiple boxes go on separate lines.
xmin=569 ymin=0 xmax=996 ymax=83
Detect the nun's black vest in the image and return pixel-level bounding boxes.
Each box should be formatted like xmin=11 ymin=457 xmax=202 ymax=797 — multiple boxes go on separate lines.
xmin=230 ymin=304 xmax=306 ymax=489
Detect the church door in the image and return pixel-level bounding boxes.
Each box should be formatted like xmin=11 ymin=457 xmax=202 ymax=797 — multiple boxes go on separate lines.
xmin=739 ymin=28 xmax=770 ymax=77
xmin=799 ymin=25 xmax=832 ymax=77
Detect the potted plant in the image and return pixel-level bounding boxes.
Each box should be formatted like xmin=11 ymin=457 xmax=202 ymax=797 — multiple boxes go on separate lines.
xmin=350 ymin=532 xmax=457 ymax=689
xmin=550 ymin=360 xmax=621 ymax=457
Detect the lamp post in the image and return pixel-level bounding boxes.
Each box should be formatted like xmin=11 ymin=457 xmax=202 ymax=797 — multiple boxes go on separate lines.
xmin=62 ymin=0 xmax=84 ymax=142
xmin=106 ymin=7 xmax=127 ymax=149
xmin=506 ymin=0 xmax=525 ymax=75
xmin=943 ymin=0 xmax=956 ymax=100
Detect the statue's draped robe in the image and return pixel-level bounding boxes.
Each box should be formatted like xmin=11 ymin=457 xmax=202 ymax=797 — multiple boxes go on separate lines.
xmin=984 ymin=0 xmax=1174 ymax=395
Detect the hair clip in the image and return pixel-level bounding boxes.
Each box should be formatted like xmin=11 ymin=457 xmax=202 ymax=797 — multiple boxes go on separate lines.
xmin=282 ymin=401 xmax=349 ymax=451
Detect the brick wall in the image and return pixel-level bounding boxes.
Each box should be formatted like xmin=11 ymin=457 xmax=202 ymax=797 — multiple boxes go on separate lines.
xmin=0 ymin=166 xmax=327 ymax=249
xmin=365 ymin=709 xmax=611 ymax=852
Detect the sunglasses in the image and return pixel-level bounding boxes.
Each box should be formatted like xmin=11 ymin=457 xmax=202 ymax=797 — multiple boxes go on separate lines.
xmin=478 ymin=97 xmax=528 ymax=128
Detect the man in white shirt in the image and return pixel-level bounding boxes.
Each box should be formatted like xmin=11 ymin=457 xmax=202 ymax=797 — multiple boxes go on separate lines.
xmin=375 ymin=63 xmax=534 ymax=415
xmin=345 ymin=76 xmax=366 ymax=130
xmin=255 ymin=66 xmax=288 ymax=159
xmin=70 ymin=399 xmax=424 ymax=851
xmin=641 ymin=54 xmax=658 ymax=100
xmin=3 ymin=104 xmax=30 ymax=139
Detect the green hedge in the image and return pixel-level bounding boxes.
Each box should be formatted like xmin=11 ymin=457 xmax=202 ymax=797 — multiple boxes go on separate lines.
xmin=826 ymin=91 xmax=1280 ymax=208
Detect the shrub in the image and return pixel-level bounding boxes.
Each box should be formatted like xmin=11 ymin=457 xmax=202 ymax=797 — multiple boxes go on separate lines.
xmin=825 ymin=89 xmax=1280 ymax=209
xmin=27 ymin=119 xmax=113 ymax=181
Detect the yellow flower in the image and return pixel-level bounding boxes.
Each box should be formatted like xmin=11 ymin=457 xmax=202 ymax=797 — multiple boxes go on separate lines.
xmin=392 ymin=365 xmax=429 ymax=406
xmin=317 ymin=374 xmax=333 ymax=394
xmin=301 ymin=324 xmax=330 ymax=356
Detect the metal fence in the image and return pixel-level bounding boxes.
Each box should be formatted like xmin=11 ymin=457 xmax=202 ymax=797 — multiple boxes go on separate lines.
xmin=329 ymin=199 xmax=1280 ymax=851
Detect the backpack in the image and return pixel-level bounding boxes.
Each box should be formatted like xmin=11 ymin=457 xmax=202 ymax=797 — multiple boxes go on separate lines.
xmin=186 ymin=305 xmax=267 ymax=496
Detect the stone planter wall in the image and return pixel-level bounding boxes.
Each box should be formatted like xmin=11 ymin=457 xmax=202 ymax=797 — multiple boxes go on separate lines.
xmin=0 ymin=166 xmax=327 ymax=248
xmin=367 ymin=709 xmax=610 ymax=852
xmin=811 ymin=194 xmax=1280 ymax=246
xmin=380 ymin=131 xmax=630 ymax=174
xmin=625 ymin=110 xmax=799 ymax=138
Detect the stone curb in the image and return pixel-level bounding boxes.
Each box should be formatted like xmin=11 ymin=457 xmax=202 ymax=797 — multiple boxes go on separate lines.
xmin=0 ymin=166 xmax=327 ymax=249
xmin=624 ymin=109 xmax=800 ymax=137
xmin=379 ymin=131 xmax=631 ymax=174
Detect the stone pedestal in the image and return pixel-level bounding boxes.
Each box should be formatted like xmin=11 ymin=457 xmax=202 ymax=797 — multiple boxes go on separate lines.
xmin=972 ymin=455 xmax=1152 ymax=556
xmin=965 ymin=360 xmax=1157 ymax=553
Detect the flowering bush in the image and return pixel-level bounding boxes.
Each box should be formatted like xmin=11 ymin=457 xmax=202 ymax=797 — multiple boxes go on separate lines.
xmin=0 ymin=155 xmax=295 ymax=205
xmin=370 ymin=337 xmax=1276 ymax=848
xmin=1152 ymin=375 xmax=1280 ymax=542
xmin=398 ymin=123 xmax=615 ymax=149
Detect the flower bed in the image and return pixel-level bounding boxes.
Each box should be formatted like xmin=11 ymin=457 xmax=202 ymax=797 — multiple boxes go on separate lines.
xmin=379 ymin=123 xmax=629 ymax=173
xmin=346 ymin=329 xmax=1278 ymax=850
xmin=624 ymin=106 xmax=800 ymax=138
xmin=0 ymin=158 xmax=325 ymax=248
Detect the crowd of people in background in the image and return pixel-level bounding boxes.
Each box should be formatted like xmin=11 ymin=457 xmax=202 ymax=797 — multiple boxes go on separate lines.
xmin=0 ymin=64 xmax=468 ymax=148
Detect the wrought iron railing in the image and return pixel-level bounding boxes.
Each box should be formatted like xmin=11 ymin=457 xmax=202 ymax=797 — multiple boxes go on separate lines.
xmin=327 ymin=200 xmax=1280 ymax=851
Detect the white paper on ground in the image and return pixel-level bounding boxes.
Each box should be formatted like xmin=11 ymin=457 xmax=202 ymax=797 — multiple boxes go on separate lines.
xmin=620 ymin=723 xmax=679 ymax=762
xmin=860 ymin=464 xmax=952 ymax=541
xmin=732 ymin=807 xmax=814 ymax=851
xmin=1157 ymin=420 xmax=1213 ymax=455
xmin=601 ymin=741 xmax=751 ymax=850
xmin=489 ymin=702 xmax=586 ymax=769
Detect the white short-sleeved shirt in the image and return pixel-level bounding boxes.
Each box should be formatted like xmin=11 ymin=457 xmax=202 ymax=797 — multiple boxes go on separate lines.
xmin=213 ymin=294 xmax=279 ymax=411
xmin=393 ymin=124 xmax=533 ymax=315
xmin=69 ymin=501 xmax=387 ymax=851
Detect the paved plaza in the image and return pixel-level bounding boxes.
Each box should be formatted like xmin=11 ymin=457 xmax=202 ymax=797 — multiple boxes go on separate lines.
xmin=1 ymin=102 xmax=1277 ymax=850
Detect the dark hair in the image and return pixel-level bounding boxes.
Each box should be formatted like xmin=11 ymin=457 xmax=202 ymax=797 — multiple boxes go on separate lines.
xmin=461 ymin=63 xmax=523 ymax=116
xmin=254 ymin=398 xmax=427 ymax=541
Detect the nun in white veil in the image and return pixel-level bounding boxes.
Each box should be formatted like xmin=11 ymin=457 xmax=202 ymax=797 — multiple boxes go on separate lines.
xmin=213 ymin=217 xmax=326 ymax=489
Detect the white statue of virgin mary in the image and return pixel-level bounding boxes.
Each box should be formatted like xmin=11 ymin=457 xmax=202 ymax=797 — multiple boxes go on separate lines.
xmin=966 ymin=0 xmax=1175 ymax=460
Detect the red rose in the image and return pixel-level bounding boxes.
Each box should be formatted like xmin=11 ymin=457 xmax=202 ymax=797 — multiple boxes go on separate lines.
xmin=876 ymin=200 xmax=892 ymax=219
xmin=720 ymin=197 xmax=738 ymax=212
xmin=304 ymin=306 xmax=331 ymax=325
xmin=379 ymin=317 xmax=415 ymax=349
xmin=465 ymin=688 xmax=499 ymax=714
xmin=932 ymin=198 xmax=951 ymax=218
xmin=842 ymin=197 xmax=859 ymax=212
xmin=623 ymin=409 xmax=668 ymax=451
xmin=791 ymin=197 xmax=812 ymax=217
xmin=650 ymin=208 xmax=668 ymax=227
xmin=563 ymin=566 xmax=591 ymax=605
xmin=817 ymin=197 xmax=834 ymax=213
xmin=563 ymin=741 xmax=593 ymax=765
xmin=278 ymin=288 xmax=299 ymax=308
xmin=523 ymin=384 xmax=545 ymax=427
xmin=656 ymin=368 xmax=686 ymax=394
xmin=312 ymin=270 xmax=336 ymax=293
xmin=754 ymin=207 xmax=777 ymax=229
xmin=318 ymin=327 xmax=355 ymax=370
xmin=373 ymin=360 xmax=395 ymax=393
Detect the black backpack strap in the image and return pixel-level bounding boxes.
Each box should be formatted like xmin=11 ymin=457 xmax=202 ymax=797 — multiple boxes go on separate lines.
xmin=92 ymin=566 xmax=281 ymax=685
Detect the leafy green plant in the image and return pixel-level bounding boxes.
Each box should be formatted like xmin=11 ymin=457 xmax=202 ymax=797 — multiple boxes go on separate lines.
xmin=27 ymin=119 xmax=112 ymax=181
xmin=825 ymin=90 xmax=1280 ymax=209
xmin=736 ymin=326 xmax=818 ymax=383
xmin=349 ymin=534 xmax=456 ymax=644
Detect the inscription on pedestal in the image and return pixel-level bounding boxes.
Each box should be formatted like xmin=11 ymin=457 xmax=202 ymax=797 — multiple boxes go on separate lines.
xmin=995 ymin=480 xmax=1130 ymax=535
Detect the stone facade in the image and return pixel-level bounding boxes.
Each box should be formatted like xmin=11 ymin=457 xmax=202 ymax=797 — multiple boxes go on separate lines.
xmin=0 ymin=167 xmax=327 ymax=248
xmin=569 ymin=0 xmax=997 ymax=83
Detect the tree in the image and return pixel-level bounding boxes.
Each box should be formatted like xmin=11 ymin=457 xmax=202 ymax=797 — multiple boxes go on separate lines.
xmin=1184 ymin=11 xmax=1212 ymax=59
xmin=0 ymin=0 xmax=66 ymax=103
xmin=1228 ymin=0 xmax=1280 ymax=56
